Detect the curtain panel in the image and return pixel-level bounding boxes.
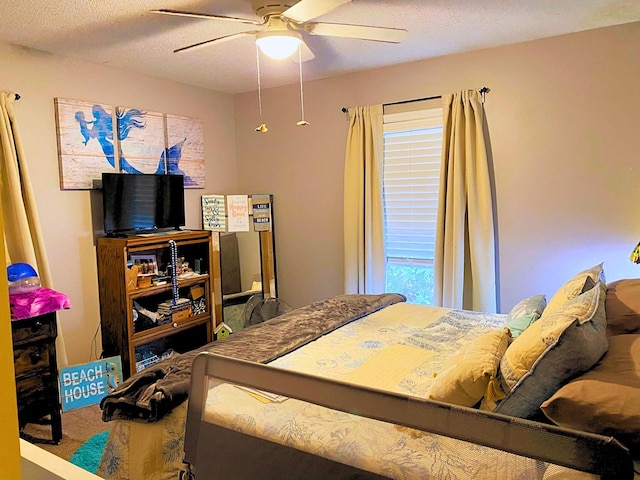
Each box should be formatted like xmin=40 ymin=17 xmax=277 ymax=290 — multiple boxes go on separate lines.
xmin=434 ymin=90 xmax=497 ymax=312
xmin=343 ymin=105 xmax=386 ymax=294
xmin=0 ymin=92 xmax=68 ymax=366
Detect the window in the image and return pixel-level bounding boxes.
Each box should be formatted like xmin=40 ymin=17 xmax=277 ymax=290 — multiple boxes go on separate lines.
xmin=382 ymin=108 xmax=443 ymax=305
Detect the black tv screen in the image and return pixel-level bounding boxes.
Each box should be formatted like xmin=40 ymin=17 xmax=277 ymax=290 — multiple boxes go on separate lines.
xmin=102 ymin=173 xmax=185 ymax=235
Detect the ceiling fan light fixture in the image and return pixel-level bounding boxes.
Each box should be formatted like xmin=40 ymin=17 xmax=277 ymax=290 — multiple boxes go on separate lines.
xmin=256 ymin=31 xmax=302 ymax=60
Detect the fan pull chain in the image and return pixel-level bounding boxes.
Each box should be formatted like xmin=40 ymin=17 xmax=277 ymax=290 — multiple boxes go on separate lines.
xmin=296 ymin=45 xmax=309 ymax=127
xmin=255 ymin=45 xmax=268 ymax=133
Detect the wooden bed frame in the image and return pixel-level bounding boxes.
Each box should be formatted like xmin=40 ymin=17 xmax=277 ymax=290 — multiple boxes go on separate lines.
xmin=183 ymin=352 xmax=634 ymax=480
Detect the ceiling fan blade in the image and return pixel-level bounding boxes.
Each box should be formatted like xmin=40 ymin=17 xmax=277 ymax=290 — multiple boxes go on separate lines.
xmin=293 ymin=40 xmax=315 ymax=63
xmin=306 ymin=22 xmax=407 ymax=43
xmin=174 ymin=31 xmax=258 ymax=54
xmin=282 ymin=0 xmax=351 ymax=23
xmin=151 ymin=9 xmax=264 ymax=26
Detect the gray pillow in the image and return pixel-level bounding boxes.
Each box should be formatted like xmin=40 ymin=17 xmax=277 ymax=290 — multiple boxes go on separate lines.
xmin=495 ymin=284 xmax=607 ymax=419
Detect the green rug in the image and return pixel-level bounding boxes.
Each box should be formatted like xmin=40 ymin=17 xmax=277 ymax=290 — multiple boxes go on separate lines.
xmin=70 ymin=430 xmax=110 ymax=474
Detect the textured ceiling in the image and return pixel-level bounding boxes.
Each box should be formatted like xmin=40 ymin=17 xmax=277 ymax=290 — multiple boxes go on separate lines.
xmin=2 ymin=0 xmax=639 ymax=94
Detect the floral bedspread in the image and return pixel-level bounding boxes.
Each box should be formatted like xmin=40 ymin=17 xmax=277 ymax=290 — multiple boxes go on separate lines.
xmin=98 ymin=298 xmax=593 ymax=480
xmin=101 ymin=293 xmax=405 ymax=423
xmin=203 ymin=302 xmax=545 ymax=480
xmin=98 ymin=293 xmax=405 ymax=479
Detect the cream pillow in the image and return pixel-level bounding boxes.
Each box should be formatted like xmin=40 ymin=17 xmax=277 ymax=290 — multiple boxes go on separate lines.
xmin=427 ymin=328 xmax=511 ymax=407
xmin=545 ymin=263 xmax=605 ymax=315
xmin=495 ymin=283 xmax=607 ymax=418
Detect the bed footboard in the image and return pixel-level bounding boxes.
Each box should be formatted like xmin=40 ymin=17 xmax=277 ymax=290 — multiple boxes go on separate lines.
xmin=185 ymin=352 xmax=633 ymax=480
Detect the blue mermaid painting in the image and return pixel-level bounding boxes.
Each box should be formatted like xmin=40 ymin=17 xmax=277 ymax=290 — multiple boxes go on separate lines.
xmin=54 ymin=98 xmax=204 ymax=189
xmin=165 ymin=113 xmax=205 ymax=187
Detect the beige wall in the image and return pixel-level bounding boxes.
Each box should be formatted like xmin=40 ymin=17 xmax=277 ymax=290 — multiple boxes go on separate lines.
xmin=233 ymin=21 xmax=640 ymax=312
xmin=2 ymin=21 xmax=640 ymax=367
xmin=1 ymin=43 xmax=238 ymax=366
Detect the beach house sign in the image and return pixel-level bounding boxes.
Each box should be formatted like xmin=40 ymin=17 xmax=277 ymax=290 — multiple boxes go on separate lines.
xmin=59 ymin=356 xmax=122 ymax=411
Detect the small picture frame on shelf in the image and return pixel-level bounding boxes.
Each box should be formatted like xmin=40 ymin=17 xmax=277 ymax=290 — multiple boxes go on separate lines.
xmin=129 ymin=254 xmax=159 ymax=276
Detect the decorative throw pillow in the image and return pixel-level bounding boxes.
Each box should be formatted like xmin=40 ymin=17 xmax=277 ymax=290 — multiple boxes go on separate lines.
xmin=541 ymin=334 xmax=640 ymax=450
xmin=505 ymin=294 xmax=546 ymax=338
xmin=605 ymin=279 xmax=640 ymax=336
xmin=545 ymin=263 xmax=605 ymax=315
xmin=494 ymin=284 xmax=607 ymax=418
xmin=505 ymin=313 xmax=538 ymax=339
xmin=427 ymin=328 xmax=511 ymax=407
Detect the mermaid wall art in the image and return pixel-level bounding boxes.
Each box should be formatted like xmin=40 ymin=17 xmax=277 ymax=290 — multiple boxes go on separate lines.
xmin=54 ymin=98 xmax=204 ymax=189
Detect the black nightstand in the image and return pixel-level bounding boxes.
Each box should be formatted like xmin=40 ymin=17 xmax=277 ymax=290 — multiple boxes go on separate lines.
xmin=11 ymin=311 xmax=63 ymax=444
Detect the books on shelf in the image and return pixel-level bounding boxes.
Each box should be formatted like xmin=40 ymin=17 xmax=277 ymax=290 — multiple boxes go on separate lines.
xmin=156 ymin=298 xmax=193 ymax=324
xmin=157 ymin=298 xmax=191 ymax=313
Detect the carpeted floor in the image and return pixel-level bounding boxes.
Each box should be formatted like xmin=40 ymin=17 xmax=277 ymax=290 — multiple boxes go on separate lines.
xmin=70 ymin=430 xmax=111 ymax=474
xmin=20 ymin=403 xmax=109 ymax=461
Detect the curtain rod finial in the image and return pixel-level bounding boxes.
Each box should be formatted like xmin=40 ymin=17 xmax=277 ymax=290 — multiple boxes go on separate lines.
xmin=479 ymin=87 xmax=490 ymax=104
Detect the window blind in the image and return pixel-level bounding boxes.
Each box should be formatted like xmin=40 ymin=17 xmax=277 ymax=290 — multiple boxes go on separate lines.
xmin=383 ymin=108 xmax=443 ymax=264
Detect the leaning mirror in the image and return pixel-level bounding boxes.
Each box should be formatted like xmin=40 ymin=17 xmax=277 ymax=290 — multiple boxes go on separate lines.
xmin=208 ymin=194 xmax=278 ymax=334
xmin=220 ymin=230 xmax=263 ymax=332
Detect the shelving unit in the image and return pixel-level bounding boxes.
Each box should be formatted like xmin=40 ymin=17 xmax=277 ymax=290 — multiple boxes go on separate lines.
xmin=97 ymin=230 xmax=219 ymax=378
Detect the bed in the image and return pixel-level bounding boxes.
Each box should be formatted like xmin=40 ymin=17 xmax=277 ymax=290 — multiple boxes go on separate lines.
xmin=97 ymin=264 xmax=640 ymax=480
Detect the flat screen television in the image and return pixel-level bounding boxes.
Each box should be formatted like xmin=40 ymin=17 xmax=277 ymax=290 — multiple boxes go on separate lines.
xmin=102 ymin=173 xmax=185 ymax=236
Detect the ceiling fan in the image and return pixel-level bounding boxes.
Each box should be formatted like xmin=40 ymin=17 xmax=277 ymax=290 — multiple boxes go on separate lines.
xmin=152 ymin=0 xmax=408 ymax=60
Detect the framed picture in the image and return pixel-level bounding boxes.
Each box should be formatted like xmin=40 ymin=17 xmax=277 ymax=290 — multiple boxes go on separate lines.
xmin=129 ymin=254 xmax=158 ymax=276
xmin=251 ymin=194 xmax=272 ymax=232
xmin=117 ymin=106 xmax=166 ymax=174
xmin=54 ymin=98 xmax=117 ymax=190
xmin=166 ymin=114 xmax=205 ymax=189
xmin=55 ymin=98 xmax=206 ymax=190
xmin=202 ymin=194 xmax=226 ymax=231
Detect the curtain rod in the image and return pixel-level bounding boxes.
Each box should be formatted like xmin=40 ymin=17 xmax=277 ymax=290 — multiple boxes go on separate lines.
xmin=340 ymin=87 xmax=490 ymax=113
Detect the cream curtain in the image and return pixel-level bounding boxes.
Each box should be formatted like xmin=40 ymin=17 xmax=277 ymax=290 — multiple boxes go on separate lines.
xmin=343 ymin=105 xmax=386 ymax=294
xmin=434 ymin=90 xmax=497 ymax=312
xmin=0 ymin=92 xmax=68 ymax=367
